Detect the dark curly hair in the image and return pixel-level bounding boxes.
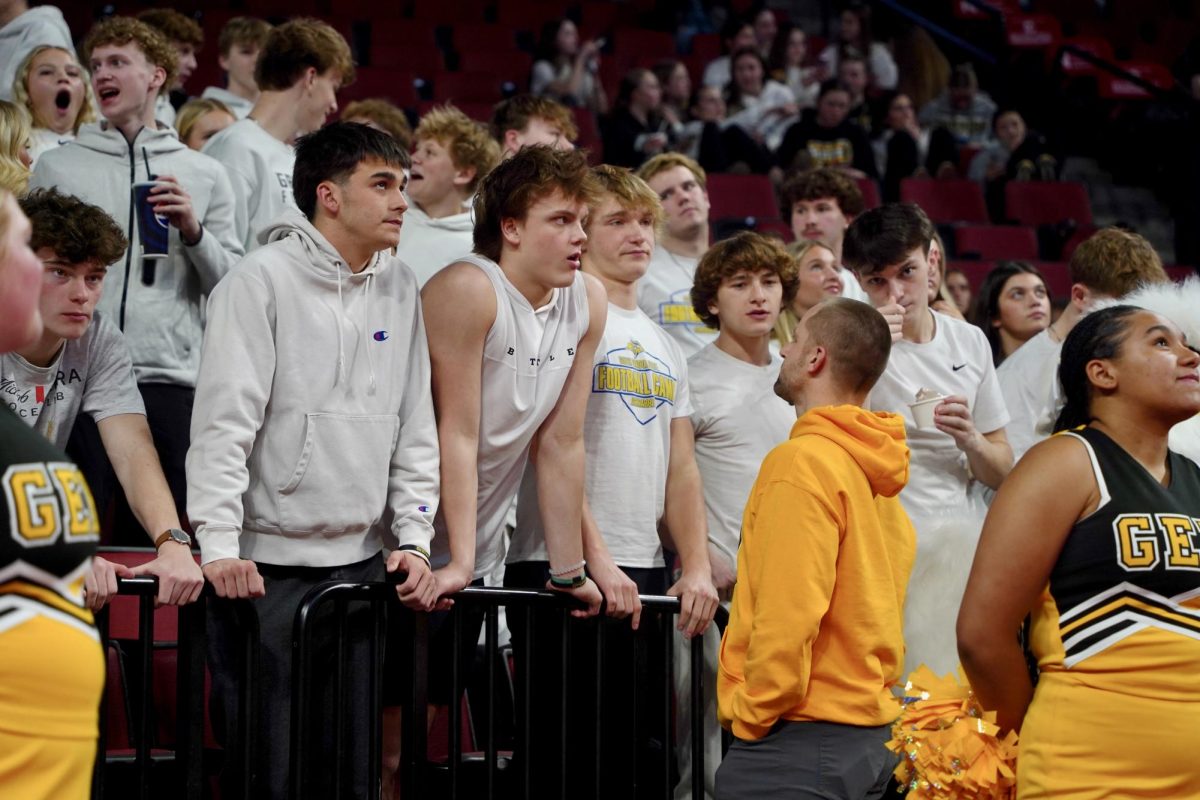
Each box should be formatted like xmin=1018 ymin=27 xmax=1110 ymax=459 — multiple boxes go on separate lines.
xmin=20 ymin=188 xmax=127 ymax=266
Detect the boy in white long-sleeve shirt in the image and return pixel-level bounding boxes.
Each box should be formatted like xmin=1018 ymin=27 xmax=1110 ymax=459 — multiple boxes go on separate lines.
xmin=202 ymin=18 xmax=353 ymax=252
xmin=187 ymin=122 xmax=438 ymax=800
xmin=30 ymin=16 xmax=244 ymax=541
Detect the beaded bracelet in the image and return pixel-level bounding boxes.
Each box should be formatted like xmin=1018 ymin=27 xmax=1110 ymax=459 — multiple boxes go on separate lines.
xmin=548 ymin=559 xmax=586 ymax=577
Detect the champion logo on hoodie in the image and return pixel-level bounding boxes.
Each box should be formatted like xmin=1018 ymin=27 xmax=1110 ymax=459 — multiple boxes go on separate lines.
xmin=373 ymin=331 xmax=389 ymax=341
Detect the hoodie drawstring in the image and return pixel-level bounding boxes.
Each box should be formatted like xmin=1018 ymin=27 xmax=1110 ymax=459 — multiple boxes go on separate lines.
xmin=364 ymin=270 xmax=377 ymax=394
xmin=332 ymin=258 xmax=378 ymax=395
xmin=335 ymin=261 xmax=347 ymax=387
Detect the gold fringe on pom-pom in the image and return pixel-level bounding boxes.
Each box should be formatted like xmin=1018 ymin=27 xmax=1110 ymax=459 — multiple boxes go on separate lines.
xmin=886 ymin=665 xmax=1019 ymax=799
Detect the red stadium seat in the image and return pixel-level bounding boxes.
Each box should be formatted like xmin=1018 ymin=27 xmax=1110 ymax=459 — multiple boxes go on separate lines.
xmin=341 ymin=67 xmax=421 ymax=108
xmin=946 ymin=260 xmax=995 ymax=293
xmin=453 ymin=24 xmax=521 ymax=54
xmin=1005 ymin=14 xmax=1062 ymax=50
xmin=613 ymin=30 xmax=676 ymax=62
xmin=1166 ymin=265 xmax=1196 ymax=283
xmin=369 ymin=44 xmax=447 ymax=73
xmin=571 ymin=107 xmax=603 ymax=162
xmin=458 ymin=51 xmax=533 ymax=83
xmin=854 ymin=177 xmax=881 ymax=211
xmin=1032 ymin=261 xmax=1072 ymax=298
xmin=1005 ymin=181 xmax=1093 ymax=227
xmin=432 ymin=71 xmax=509 ymax=103
xmin=1098 ymin=61 xmax=1176 ymax=100
xmin=900 ymin=178 xmax=988 ymax=224
xmin=754 ymin=219 xmax=794 ymax=243
xmin=955 ymin=225 xmax=1039 ymax=261
xmin=706 ymin=174 xmax=781 ymax=222
xmin=1058 ymin=36 xmax=1114 ymax=77
xmin=689 ymin=33 xmax=722 ymax=63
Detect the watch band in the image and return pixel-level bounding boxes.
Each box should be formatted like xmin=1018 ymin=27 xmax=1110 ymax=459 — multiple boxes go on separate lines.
xmin=155 ymin=528 xmax=191 ymax=549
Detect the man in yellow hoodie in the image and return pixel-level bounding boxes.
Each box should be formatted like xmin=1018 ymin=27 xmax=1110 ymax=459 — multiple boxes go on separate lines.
xmin=716 ymin=296 xmax=916 ymax=799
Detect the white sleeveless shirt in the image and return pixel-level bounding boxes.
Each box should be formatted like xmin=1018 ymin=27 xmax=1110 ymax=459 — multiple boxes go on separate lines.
xmin=429 ymin=254 xmax=590 ymax=579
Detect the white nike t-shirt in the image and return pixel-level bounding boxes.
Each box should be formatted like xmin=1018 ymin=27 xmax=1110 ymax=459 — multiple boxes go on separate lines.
xmin=866 ymin=310 xmax=1009 ymax=522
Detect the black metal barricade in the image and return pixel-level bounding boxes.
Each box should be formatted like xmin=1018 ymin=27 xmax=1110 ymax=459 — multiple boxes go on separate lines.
xmin=290 ymin=578 xmax=727 ymax=800
xmin=93 ymin=574 xmax=258 ymax=800
xmin=96 ymin=573 xmax=726 ymax=799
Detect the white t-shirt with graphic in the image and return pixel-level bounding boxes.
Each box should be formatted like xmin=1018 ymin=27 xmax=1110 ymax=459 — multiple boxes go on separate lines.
xmin=688 ymin=343 xmax=794 ymax=565
xmin=638 ymin=246 xmax=717 ymax=357
xmin=0 ymin=312 xmax=145 ymax=449
xmin=510 ymin=303 xmax=691 ymax=568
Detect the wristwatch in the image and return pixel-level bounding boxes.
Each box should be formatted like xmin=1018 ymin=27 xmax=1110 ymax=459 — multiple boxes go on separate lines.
xmin=154 ymin=527 xmax=192 ymax=550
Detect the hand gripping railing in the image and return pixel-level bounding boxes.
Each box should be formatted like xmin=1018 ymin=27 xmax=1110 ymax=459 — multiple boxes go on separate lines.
xmin=289 ymin=574 xmax=728 ymax=800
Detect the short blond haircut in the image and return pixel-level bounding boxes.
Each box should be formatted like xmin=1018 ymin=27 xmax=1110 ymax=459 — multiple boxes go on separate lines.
xmin=175 ymin=98 xmax=234 ymax=145
xmin=0 ymin=101 xmax=32 ymax=196
xmin=255 ymin=18 xmax=355 ymax=92
xmin=11 ymin=45 xmax=97 ymax=134
xmin=586 ymin=164 xmax=663 ymax=232
xmin=415 ymin=104 xmax=501 ymax=195
xmin=636 ymin=152 xmax=707 ymax=189
xmin=1069 ymin=226 xmax=1167 ymax=297
xmin=218 ymin=17 xmax=272 ymax=56
xmin=343 ymin=98 xmax=413 ymax=150
xmin=692 ymin=231 xmax=799 ymax=330
xmin=137 ymin=9 xmax=203 ymax=48
xmin=82 ymin=17 xmax=178 ymax=91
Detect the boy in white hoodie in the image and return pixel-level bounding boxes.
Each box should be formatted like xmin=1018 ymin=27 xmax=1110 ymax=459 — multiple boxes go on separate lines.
xmin=29 ymin=16 xmax=243 ymax=542
xmin=187 ymin=122 xmax=439 ymax=799
xmin=200 ymin=16 xmax=272 ymax=120
xmin=393 ymin=104 xmax=501 ymax=286
xmin=201 ymin=18 xmax=354 ymax=253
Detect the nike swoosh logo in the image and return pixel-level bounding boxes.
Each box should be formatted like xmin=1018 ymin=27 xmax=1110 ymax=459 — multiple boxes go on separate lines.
xmin=952 ymin=363 xmax=967 ymax=371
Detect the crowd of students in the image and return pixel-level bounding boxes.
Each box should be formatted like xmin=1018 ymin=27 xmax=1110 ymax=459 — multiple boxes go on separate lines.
xmin=1 ymin=3 xmax=1199 ymax=800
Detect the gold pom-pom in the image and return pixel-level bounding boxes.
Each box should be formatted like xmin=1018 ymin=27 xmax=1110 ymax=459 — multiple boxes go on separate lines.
xmin=886 ymin=665 xmax=1019 ymax=799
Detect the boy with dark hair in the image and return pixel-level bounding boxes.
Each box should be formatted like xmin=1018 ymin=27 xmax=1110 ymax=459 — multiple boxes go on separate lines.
xmin=506 ymin=163 xmax=717 ymax=796
xmin=202 ymin=18 xmax=355 ymax=252
xmin=782 ymin=167 xmax=869 ymax=302
xmin=3 ymin=188 xmax=203 ymax=609
xmin=187 ymin=122 xmax=438 ymax=799
xmin=999 ymin=226 xmax=1168 ymax=459
xmin=491 ymin=93 xmax=578 ymax=157
xmin=844 ymin=202 xmax=1011 ymax=677
xmin=395 ymin=104 xmax=501 ymax=286
xmin=679 ymin=230 xmax=799 ymax=799
xmin=136 ymin=9 xmax=203 ymax=126
xmin=30 ymin=16 xmax=243 ymax=540
xmin=201 ymin=16 xmax=272 ymax=119
xmin=776 ymin=80 xmax=878 ymax=178
xmin=635 ymin=152 xmax=717 ymax=355
xmin=717 ymin=296 xmax=914 ymax=800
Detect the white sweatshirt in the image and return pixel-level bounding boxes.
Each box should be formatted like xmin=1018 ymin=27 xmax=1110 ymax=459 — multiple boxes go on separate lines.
xmin=202 ymin=117 xmax=296 ymax=253
xmin=30 ymin=121 xmax=244 ymax=387
xmin=187 ymin=209 xmax=440 ymax=568
xmin=392 ymin=204 xmax=473 ymax=287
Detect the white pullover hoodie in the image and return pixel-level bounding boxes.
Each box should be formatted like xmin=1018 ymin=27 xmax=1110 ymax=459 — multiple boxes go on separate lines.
xmin=392 ymin=204 xmax=473 ymax=287
xmin=187 ymin=209 xmax=440 ymax=568
xmin=30 ymin=121 xmax=244 ymax=386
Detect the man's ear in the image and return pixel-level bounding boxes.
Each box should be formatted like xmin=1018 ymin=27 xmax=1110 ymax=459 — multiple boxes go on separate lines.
xmin=806 ymin=345 xmax=827 ymax=376
xmin=453 ymin=164 xmax=478 ymax=189
xmin=316 ymin=180 xmax=340 ymax=216
xmin=501 ymin=216 xmax=521 ymax=247
xmin=503 ymin=129 xmax=522 ymax=154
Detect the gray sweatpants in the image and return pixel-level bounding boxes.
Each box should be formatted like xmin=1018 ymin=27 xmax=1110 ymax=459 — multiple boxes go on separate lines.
xmin=207 ymin=554 xmax=386 ymax=800
xmin=715 ymin=719 xmax=895 ymax=800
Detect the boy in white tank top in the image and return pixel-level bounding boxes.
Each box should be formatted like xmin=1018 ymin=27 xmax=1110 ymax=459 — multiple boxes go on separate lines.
xmin=506 ymin=164 xmax=718 ymax=797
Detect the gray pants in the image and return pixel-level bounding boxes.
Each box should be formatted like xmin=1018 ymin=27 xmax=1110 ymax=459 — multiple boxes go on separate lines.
xmin=715 ymin=720 xmax=895 ymax=800
xmin=207 ymin=555 xmax=386 ymax=800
